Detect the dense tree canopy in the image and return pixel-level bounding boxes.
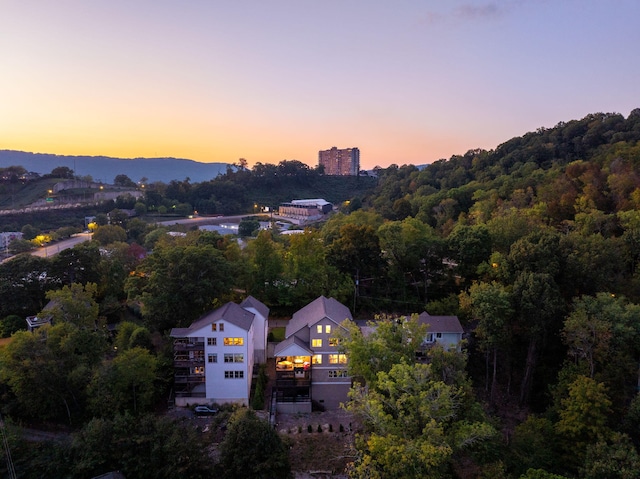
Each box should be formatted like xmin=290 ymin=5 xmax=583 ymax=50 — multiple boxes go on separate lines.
xmin=2 ymin=109 xmax=640 ymax=477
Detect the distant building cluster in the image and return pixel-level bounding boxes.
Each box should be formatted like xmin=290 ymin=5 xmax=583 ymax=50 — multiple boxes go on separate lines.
xmin=318 ymin=147 xmax=360 ymax=176
xmin=0 ymin=231 xmax=23 ymax=250
xmin=278 ymin=199 xmax=333 ymax=222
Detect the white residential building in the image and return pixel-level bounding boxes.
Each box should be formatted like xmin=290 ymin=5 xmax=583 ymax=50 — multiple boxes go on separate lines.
xmin=170 ymin=298 xmax=269 ymax=407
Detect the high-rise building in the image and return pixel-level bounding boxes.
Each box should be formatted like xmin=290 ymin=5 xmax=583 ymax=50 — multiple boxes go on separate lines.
xmin=318 ymin=147 xmax=360 ymax=176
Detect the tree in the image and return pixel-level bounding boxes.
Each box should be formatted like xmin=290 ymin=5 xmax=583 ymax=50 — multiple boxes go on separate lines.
xmin=96 ymin=242 xmax=143 ymax=303
xmin=560 ymin=232 xmax=626 ymax=297
xmin=56 ymin=226 xmax=80 ymax=239
xmin=239 ymin=218 xmax=260 ymax=237
xmin=20 ymin=223 xmax=40 ymax=240
xmin=217 ymin=409 xmax=292 ymax=479
xmin=44 ymin=282 xmax=100 ymax=330
xmin=0 ymin=254 xmax=51 ymax=318
xmin=392 ymin=197 xmax=413 ymax=220
xmin=0 ymin=322 xmax=107 ymax=423
xmin=283 ymin=230 xmax=353 ymax=309
xmin=377 ymin=217 xmax=445 ymax=304
xmin=582 ymin=433 xmax=640 ymax=479
xmin=92 ymin=224 xmax=127 ymax=246
xmin=126 ymin=243 xmax=234 ymax=331
xmin=7 ymin=238 xmax=35 ymax=254
xmin=555 ymin=375 xmax=612 ymax=468
xmin=519 ymin=470 xmax=570 ymax=479
xmin=337 ymin=314 xmax=426 ymax=387
xmin=448 ymin=224 xmax=492 ymax=285
xmin=108 ymin=208 xmax=130 ymax=227
xmin=512 ymin=271 xmax=565 ymax=405
xmin=88 ymin=347 xmax=158 ymax=416
xmin=113 ymin=174 xmax=136 ymax=187
xmin=50 ymin=166 xmax=74 ymax=178
xmin=114 ymin=321 xmax=152 ymax=351
xmin=49 ymin=241 xmax=101 ymax=285
xmin=561 ymin=293 xmax=640 ymax=412
xmin=95 ymin=213 xmax=109 ymax=226
xmin=70 ymin=414 xmax=214 ymax=478
xmin=346 ymin=361 xmax=496 ymax=479
xmin=462 ymin=281 xmax=513 ymax=403
xmin=618 ymin=209 xmax=640 ymax=276
xmin=246 ymin=230 xmax=284 ymax=305
xmin=326 ymin=223 xmax=386 ymax=303
xmin=509 ymin=416 xmax=559 ymax=476
xmin=134 ymin=201 xmax=147 ymax=216
xmin=0 ymin=314 xmax=25 ymax=337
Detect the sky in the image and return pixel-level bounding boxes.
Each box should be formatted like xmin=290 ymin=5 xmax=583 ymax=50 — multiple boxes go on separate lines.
xmin=1 ymin=1 xmax=639 ymax=171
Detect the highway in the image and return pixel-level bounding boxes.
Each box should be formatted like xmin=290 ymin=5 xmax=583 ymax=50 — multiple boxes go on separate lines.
xmin=28 ymin=232 xmax=93 ymax=259
xmin=2 ymin=213 xmax=290 ymax=264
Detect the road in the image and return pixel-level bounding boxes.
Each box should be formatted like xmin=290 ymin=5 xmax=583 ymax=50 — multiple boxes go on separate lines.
xmin=157 ymin=214 xmax=258 ymax=227
xmin=157 ymin=213 xmax=293 ymax=228
xmin=2 ymin=213 xmax=292 ymax=264
xmin=30 ymin=232 xmax=93 ymax=259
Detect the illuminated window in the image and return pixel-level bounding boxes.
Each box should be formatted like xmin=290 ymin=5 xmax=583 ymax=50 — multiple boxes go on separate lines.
xmin=312 ymin=339 xmax=322 ymax=348
xmin=312 ymin=354 xmax=322 ymax=364
xmin=329 ymin=338 xmax=340 ymax=347
xmin=208 ymin=354 xmax=217 ymax=363
xmin=219 ymin=323 xmax=224 ymax=331
xmin=329 ymin=370 xmax=348 ymax=378
xmin=207 ymin=337 xmax=216 ymax=346
xmin=211 ymin=324 xmax=217 ymax=332
xmin=224 ymin=337 xmax=244 ymax=346
xmin=329 ymin=354 xmax=347 ymax=364
xmin=224 ymin=353 xmax=244 ymax=363
xmin=316 ymin=325 xmax=323 ymax=334
xmin=193 ymin=366 xmax=204 ymax=374
xmin=224 ymin=370 xmax=244 ymax=379
xmin=325 ymin=325 xmax=331 ymax=334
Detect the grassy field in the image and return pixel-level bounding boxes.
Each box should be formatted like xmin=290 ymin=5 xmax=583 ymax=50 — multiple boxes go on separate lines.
xmin=0 ymin=178 xmax=60 ymax=209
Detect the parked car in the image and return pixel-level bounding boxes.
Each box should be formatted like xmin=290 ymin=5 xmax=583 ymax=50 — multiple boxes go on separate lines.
xmin=194 ymin=405 xmax=218 ymax=416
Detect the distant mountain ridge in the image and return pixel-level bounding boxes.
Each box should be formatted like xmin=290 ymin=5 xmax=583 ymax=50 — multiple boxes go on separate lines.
xmin=0 ymin=150 xmax=230 ymax=184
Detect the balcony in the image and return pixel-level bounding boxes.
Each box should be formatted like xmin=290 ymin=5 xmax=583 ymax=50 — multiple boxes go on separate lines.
xmin=173 ymin=339 xmax=204 ymax=350
xmin=175 ymin=391 xmax=206 ymax=398
xmin=276 ymin=378 xmax=311 ymax=388
xmin=174 ymin=374 xmax=205 ymax=384
xmin=173 ymin=359 xmax=205 ymax=368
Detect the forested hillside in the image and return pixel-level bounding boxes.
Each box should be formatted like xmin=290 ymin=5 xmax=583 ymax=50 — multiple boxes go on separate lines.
xmin=2 ymin=109 xmax=640 ymax=478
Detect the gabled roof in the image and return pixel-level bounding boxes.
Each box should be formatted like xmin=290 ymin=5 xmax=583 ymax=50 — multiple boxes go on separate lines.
xmin=240 ymin=295 xmax=270 ymax=320
xmin=417 ymin=312 xmax=463 ymax=334
xmin=286 ymin=296 xmax=353 ymax=338
xmin=171 ymin=302 xmax=255 ymax=337
xmin=273 ymin=335 xmax=313 ymax=357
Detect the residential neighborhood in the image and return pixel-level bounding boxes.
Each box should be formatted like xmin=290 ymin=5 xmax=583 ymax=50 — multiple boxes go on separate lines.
xmin=169 ymin=294 xmax=463 ymax=415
